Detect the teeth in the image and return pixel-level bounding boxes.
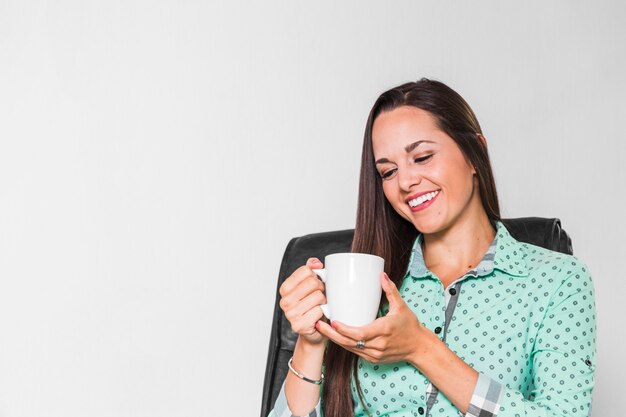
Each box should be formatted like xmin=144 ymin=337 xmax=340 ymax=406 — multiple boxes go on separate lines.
xmin=408 ymin=191 xmax=439 ymax=207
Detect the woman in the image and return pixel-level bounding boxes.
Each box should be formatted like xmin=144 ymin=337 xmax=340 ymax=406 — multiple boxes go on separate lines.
xmin=269 ymin=79 xmax=596 ymax=417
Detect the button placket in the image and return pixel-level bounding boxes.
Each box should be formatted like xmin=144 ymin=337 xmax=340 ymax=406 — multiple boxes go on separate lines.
xmin=424 ymin=282 xmax=463 ymax=415
xmin=431 ymin=280 xmax=444 ymax=337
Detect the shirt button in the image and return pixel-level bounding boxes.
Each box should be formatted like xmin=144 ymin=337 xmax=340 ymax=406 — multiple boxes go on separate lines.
xmin=418 ymin=406 xmax=425 ymax=415
xmin=434 ymin=326 xmax=442 ymax=334
xmin=449 ymin=288 xmax=457 ymax=296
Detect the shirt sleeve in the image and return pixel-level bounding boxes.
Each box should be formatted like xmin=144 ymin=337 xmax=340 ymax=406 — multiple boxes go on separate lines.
xmin=267 ymin=379 xmax=322 ymax=417
xmin=466 ymin=257 xmax=596 ymax=417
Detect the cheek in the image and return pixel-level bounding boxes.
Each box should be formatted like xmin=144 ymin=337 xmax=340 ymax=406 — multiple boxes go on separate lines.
xmin=439 ymin=164 xmax=474 ymax=192
xmin=383 ymin=182 xmax=411 ymax=222
xmin=381 ymin=182 xmax=408 ymax=214
xmin=381 ymin=182 xmax=395 ymax=203
xmin=446 ymin=174 xmax=475 ymax=208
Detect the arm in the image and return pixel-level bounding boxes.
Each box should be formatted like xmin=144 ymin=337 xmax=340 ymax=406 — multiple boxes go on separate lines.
xmin=462 ymin=258 xmax=596 ymax=417
xmin=267 ymin=258 xmax=328 ymax=416
xmin=284 ymin=337 xmax=325 ymax=416
xmin=267 ymin=336 xmax=324 ymax=417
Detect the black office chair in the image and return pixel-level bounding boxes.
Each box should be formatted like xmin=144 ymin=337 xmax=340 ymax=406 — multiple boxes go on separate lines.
xmin=260 ymin=217 xmax=573 ymax=417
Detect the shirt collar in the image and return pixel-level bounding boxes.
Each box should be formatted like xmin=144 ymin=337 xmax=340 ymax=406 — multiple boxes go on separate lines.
xmin=407 ymin=220 xmax=529 ymax=280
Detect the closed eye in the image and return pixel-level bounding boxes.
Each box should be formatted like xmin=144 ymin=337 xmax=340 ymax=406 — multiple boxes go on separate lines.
xmin=380 ymin=168 xmax=397 ymax=180
xmin=415 ymin=155 xmax=433 ymax=163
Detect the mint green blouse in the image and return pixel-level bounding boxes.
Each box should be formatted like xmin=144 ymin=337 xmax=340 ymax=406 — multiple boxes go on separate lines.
xmin=270 ymin=220 xmax=596 ymax=417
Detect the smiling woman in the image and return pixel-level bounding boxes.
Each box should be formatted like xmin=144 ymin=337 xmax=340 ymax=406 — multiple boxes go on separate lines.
xmin=267 ymin=79 xmax=596 ymax=417
xmin=374 ymin=107 xmax=481 ymax=237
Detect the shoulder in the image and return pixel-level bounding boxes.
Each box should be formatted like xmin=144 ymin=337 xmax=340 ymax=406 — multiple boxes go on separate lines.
xmin=516 ymin=241 xmax=593 ymax=293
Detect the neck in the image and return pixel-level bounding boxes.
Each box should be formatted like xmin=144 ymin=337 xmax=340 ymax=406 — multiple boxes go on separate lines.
xmin=421 ymin=211 xmax=496 ymax=272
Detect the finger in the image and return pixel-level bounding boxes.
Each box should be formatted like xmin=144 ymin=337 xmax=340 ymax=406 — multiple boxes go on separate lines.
xmin=305 ymin=257 xmax=323 ymax=269
xmin=280 ymin=277 xmax=325 ymax=313
xmin=301 ymin=305 xmax=325 ymax=324
xmin=328 ymin=320 xmax=392 ymax=352
xmin=279 ymin=265 xmax=324 ymax=299
xmin=279 ymin=260 xmax=323 ymax=296
xmin=330 ymin=320 xmax=382 ymax=342
xmin=316 ymin=322 xmax=383 ymax=361
xmin=381 ymin=272 xmax=403 ymax=312
xmin=316 ymin=321 xmax=359 ymax=348
xmin=352 ymin=334 xmax=389 ymax=352
xmin=280 ymin=266 xmax=311 ymax=296
xmin=291 ymin=306 xmax=325 ymax=336
xmin=288 ymin=290 xmax=326 ymax=319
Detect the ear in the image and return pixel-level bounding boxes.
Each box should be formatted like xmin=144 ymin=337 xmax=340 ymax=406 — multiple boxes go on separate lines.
xmin=472 ymin=133 xmax=486 ymax=176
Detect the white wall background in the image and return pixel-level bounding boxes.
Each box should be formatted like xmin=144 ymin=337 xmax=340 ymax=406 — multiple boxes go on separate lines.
xmin=0 ymin=1 xmax=624 ymax=416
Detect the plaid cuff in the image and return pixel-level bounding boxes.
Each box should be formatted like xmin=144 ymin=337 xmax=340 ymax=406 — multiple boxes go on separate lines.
xmin=465 ymin=373 xmax=504 ymax=417
xmin=268 ymin=380 xmax=320 ymax=417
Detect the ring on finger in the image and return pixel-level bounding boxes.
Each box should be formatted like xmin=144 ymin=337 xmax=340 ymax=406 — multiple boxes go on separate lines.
xmin=356 ymin=339 xmax=366 ymax=349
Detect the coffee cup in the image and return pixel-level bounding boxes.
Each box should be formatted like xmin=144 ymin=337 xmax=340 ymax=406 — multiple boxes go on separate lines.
xmin=313 ymin=253 xmax=384 ymax=327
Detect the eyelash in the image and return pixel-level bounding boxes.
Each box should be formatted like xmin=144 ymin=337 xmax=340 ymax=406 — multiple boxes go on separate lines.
xmin=381 ymin=170 xmax=396 ymax=180
xmin=380 ymin=154 xmax=433 ymax=180
xmin=414 ymin=155 xmax=433 ymax=163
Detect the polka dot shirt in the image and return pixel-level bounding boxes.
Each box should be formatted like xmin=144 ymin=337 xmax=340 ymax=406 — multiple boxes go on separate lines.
xmin=350 ymin=220 xmax=596 ymax=417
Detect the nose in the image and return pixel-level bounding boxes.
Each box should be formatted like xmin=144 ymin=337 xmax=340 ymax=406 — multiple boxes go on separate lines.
xmin=397 ymin=166 xmax=421 ymax=192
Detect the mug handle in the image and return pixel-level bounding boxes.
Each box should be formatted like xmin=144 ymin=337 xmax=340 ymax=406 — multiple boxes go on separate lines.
xmin=312 ymin=268 xmax=331 ymax=320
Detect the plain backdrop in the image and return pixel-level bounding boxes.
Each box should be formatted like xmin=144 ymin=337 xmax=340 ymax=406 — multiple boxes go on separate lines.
xmin=0 ymin=1 xmax=624 ymax=416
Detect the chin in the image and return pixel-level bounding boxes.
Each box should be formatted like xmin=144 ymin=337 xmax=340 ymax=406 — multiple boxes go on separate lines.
xmin=408 ymin=213 xmax=450 ymax=235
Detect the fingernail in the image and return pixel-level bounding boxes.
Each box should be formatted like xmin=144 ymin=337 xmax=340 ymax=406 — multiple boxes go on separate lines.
xmin=383 ymin=272 xmax=390 ymax=281
xmin=331 ymin=321 xmax=337 ymax=329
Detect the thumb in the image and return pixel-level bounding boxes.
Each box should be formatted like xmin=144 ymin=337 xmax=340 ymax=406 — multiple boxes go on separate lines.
xmin=381 ymin=272 xmax=403 ymax=311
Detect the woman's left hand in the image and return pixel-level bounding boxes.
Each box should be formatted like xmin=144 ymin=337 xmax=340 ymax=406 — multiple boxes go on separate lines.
xmin=316 ymin=272 xmax=430 ymax=365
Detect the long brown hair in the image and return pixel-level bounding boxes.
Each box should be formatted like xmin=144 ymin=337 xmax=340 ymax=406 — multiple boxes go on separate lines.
xmin=322 ymin=78 xmax=502 ymax=417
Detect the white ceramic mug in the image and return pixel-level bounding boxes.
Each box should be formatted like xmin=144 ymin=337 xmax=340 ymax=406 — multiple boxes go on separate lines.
xmin=313 ymin=253 xmax=384 ymax=327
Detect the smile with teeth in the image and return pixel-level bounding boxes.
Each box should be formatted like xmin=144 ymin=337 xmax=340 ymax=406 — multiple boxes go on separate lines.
xmin=408 ymin=191 xmax=439 ymax=208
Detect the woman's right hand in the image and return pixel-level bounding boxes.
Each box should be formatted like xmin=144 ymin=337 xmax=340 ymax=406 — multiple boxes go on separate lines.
xmin=279 ymin=257 xmax=327 ymax=346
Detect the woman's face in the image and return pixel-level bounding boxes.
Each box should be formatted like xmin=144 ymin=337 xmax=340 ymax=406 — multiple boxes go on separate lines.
xmin=372 ymin=106 xmax=481 ymax=235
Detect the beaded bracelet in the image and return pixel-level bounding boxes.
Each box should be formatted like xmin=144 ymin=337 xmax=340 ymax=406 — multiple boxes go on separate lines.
xmin=287 ymin=357 xmax=324 ymax=385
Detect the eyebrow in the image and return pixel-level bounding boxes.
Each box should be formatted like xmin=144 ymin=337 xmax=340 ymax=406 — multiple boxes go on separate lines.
xmin=375 ymin=140 xmax=435 ymax=165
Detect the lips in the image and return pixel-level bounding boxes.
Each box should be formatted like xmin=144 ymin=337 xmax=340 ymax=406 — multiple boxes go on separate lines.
xmin=406 ymin=190 xmax=439 ymax=212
